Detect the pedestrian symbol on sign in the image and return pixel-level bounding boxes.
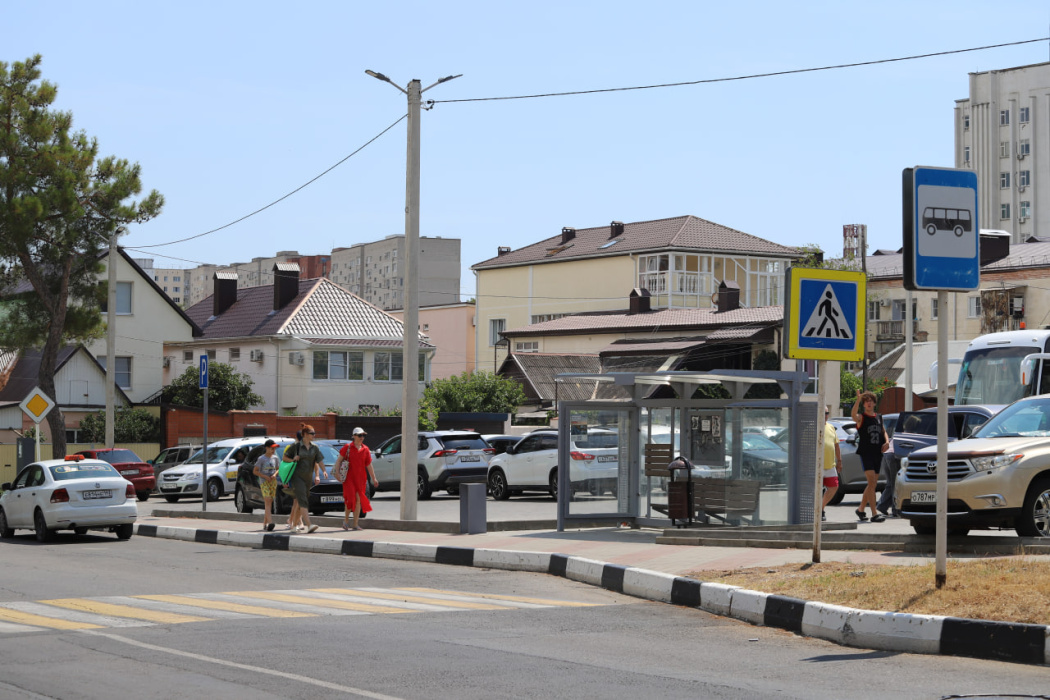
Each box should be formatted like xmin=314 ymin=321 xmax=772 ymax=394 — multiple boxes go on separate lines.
xmin=802 ymin=285 xmax=853 ymax=340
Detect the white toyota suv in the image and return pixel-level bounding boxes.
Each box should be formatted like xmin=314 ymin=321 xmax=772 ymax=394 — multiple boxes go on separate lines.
xmin=370 ymin=431 xmax=494 ymax=499
xmin=486 ymin=428 xmax=619 ymax=500
xmin=158 ymin=436 xmax=290 ymax=502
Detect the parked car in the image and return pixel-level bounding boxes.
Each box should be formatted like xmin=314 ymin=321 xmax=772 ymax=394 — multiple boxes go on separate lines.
xmin=148 ymin=444 xmax=201 ymax=486
xmin=733 ymin=433 xmax=789 ymax=485
xmin=742 ymin=426 xmax=785 ymax=440
xmin=486 ymin=428 xmax=619 ymax=500
xmin=74 ymin=448 xmax=155 ymax=502
xmin=371 ymin=431 xmax=495 ymax=499
xmin=0 ymin=456 xmax=137 ymax=541
xmin=482 ymin=434 xmax=522 ymax=456
xmin=235 ymin=439 xmax=346 ymax=516
xmin=897 ymin=396 xmax=1050 ymax=537
xmin=771 ymin=421 xmax=869 ymax=504
xmin=159 ymin=436 xmax=285 ymax=502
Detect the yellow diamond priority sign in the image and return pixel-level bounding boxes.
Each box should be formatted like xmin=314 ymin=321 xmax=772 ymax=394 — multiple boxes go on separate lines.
xmin=20 ymin=387 xmax=56 ymax=424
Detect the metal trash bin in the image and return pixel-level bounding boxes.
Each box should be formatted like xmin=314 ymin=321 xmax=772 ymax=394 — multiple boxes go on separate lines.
xmin=667 ymin=456 xmax=694 ymax=527
xmin=459 ymin=483 xmax=487 ymax=534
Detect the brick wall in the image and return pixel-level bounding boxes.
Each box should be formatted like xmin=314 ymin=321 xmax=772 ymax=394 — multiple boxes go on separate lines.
xmin=162 ymin=407 xmax=337 ymax=447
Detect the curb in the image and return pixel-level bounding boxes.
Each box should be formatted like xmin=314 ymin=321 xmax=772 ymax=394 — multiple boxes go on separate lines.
xmin=134 ymin=523 xmax=1050 ymax=667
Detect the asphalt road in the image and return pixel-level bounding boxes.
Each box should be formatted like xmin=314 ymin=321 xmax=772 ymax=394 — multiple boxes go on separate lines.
xmin=1 ymin=533 xmax=1048 ymax=699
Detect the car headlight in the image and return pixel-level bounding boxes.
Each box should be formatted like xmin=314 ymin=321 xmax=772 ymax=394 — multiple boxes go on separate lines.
xmin=758 ymin=460 xmax=777 ymax=470
xmin=970 ymin=453 xmax=1023 ymax=471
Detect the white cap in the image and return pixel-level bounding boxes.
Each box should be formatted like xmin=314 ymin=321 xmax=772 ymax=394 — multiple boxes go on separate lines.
xmin=352 ymin=427 xmax=367 ymax=436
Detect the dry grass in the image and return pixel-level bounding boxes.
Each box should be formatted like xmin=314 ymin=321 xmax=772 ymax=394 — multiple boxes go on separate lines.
xmin=697 ymin=558 xmax=1050 ymax=625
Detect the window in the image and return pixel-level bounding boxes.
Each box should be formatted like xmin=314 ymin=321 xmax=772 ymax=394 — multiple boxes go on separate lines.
xmin=515 ymin=341 xmax=539 ymax=353
xmin=174 ymin=275 xmax=181 ymax=282
xmin=373 ymin=352 xmax=403 ymax=381
xmin=183 ymin=350 xmax=193 ymax=362
xmin=968 ymin=297 xmax=982 ymax=318
xmin=1001 ymin=203 xmax=1011 ymax=220
xmin=531 ymin=313 xmax=568 ymax=324
xmin=229 ymin=348 xmax=240 ymax=361
xmin=1000 ymin=109 xmax=1010 ymax=125
xmin=1020 ymin=106 xmax=1030 ymax=123
xmin=116 ymin=281 xmax=132 ymax=314
xmin=931 ymin=298 xmax=938 ymax=320
xmin=418 ymin=353 xmax=426 ymax=382
xmin=489 ymin=318 xmax=505 ymax=346
xmin=1000 ymin=141 xmax=1010 ymax=158
xmin=1020 ymin=201 xmax=1031 ymax=218
xmin=172 ymin=286 xmax=179 ymax=293
xmin=963 ymin=146 xmax=970 ymax=164
xmin=1000 ymin=172 xmax=1011 ymax=189
xmin=867 ymin=300 xmax=879 ymax=321
xmin=422 ymin=323 xmax=429 ymax=331
xmin=207 ymin=349 xmax=216 ymax=360
xmin=1019 ymin=139 xmax=1031 ymax=156
xmin=313 ymin=350 xmax=364 ymax=380
xmin=963 ymin=113 xmax=970 ymax=129
xmin=99 ymin=356 xmax=132 ymax=389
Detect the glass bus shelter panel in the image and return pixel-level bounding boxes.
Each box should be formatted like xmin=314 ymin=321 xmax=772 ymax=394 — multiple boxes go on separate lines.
xmin=640 ymin=407 xmax=678 ymax=518
xmin=565 ymin=408 xmax=633 ymax=517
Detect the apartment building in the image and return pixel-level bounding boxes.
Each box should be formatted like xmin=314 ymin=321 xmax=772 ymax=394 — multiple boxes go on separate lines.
xmin=955 ymin=61 xmax=1050 ymax=243
xmin=329 ymin=235 xmax=460 ymax=311
xmin=137 ymin=259 xmax=188 ymax=305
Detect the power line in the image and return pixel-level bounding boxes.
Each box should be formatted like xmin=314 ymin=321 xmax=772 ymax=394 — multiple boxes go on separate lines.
xmin=432 ymin=37 xmax=1050 ymax=105
xmin=131 ymin=114 xmax=408 ymax=250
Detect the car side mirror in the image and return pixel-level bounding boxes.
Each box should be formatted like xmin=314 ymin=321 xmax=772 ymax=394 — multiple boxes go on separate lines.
xmin=505 ymin=444 xmax=516 ymax=455
xmin=846 ymin=435 xmax=857 ymax=445
xmin=1 ymin=482 xmax=10 ymax=491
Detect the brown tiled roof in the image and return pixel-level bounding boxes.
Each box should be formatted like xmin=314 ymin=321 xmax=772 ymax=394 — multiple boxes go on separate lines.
xmin=503 ymin=305 xmax=783 ymax=337
xmin=0 ymin=345 xmax=131 ymax=405
xmin=472 ymin=215 xmax=805 ymax=270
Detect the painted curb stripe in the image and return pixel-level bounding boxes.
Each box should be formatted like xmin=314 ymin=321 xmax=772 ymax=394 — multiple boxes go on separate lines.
xmin=435 ymin=546 xmax=474 ymax=567
xmin=549 ymin=553 xmax=568 ymax=578
xmin=194 ymin=529 xmax=218 ymax=544
xmin=670 ymin=578 xmax=701 ymax=608
xmin=262 ymin=533 xmax=290 ymax=550
xmin=600 ymin=564 xmax=626 ymax=593
xmin=941 ymin=617 xmax=1047 ymax=665
xmin=341 ymin=540 xmax=374 ymax=557
xmin=137 ymin=524 xmax=157 ymax=537
xmin=764 ymin=595 xmax=807 ymax=633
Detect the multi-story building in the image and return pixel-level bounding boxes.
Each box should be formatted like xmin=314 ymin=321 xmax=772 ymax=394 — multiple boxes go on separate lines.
xmin=329 ymin=235 xmax=460 ymax=311
xmin=183 ymin=252 xmax=334 ymax=307
xmin=955 ymin=62 xmax=1050 ymax=243
xmin=137 ymin=259 xmax=188 ymax=306
xmin=388 ymin=301 xmax=476 ymax=380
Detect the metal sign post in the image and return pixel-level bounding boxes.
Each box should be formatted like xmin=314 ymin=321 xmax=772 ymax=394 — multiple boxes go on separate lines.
xmin=784 ymin=267 xmax=866 ymax=563
xmin=199 ymin=355 xmax=209 ymax=513
xmin=903 ymin=166 xmax=979 ymax=588
xmin=19 ymin=388 xmax=56 ymax=462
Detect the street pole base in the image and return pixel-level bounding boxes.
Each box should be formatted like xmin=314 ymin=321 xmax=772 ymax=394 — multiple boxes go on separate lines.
xmin=935 ymin=573 xmax=946 ymax=589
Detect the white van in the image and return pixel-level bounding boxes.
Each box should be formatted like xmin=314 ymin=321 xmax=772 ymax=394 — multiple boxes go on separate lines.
xmin=158 ymin=436 xmax=290 ymax=502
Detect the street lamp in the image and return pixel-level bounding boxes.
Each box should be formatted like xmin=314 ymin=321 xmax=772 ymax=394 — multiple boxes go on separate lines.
xmin=366 ymin=69 xmax=461 ymax=520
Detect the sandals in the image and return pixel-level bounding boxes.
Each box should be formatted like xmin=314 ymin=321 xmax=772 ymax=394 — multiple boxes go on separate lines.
xmin=342 ymin=520 xmax=350 ymax=531
xmin=855 ymin=509 xmax=868 ymax=522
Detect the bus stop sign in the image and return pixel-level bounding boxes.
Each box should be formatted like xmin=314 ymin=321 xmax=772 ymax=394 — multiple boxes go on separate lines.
xmin=903 ymin=166 xmax=979 ymax=291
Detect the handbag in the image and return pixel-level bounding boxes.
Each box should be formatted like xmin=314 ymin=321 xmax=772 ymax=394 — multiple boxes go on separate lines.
xmin=278 ymin=459 xmax=296 ymax=484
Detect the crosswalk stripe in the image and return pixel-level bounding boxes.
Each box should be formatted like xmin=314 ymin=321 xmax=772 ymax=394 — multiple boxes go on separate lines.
xmin=190 ymin=592 xmax=347 ymax=617
xmin=325 ymin=588 xmax=509 ymax=611
xmin=0 ymin=620 xmax=45 ymax=634
xmin=96 ymin=596 xmax=257 ymax=620
xmin=289 ymin=590 xmax=457 ymax=612
xmin=40 ymin=599 xmax=210 ymax=624
xmin=396 ymin=587 xmax=603 ymax=608
xmin=132 ymin=594 xmax=312 ymax=619
xmin=0 ymin=601 xmax=151 ymax=628
xmin=0 ymin=606 xmax=101 ymax=630
xmin=223 ymin=591 xmax=417 ymax=615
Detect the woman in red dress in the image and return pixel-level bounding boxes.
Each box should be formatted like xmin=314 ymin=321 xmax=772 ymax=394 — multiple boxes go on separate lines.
xmin=337 ymin=427 xmax=378 ymax=531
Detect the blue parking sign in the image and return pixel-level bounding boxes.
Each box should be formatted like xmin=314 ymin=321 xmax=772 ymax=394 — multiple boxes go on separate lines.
xmin=199 ymin=354 xmax=209 ymax=389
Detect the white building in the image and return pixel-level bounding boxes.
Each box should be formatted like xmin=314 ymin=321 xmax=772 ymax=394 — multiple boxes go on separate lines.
xmin=955 ymin=62 xmax=1050 ymax=242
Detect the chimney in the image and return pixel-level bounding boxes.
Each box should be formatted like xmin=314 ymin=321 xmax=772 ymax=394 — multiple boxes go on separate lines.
xmin=212 ymin=271 xmax=238 ymax=316
xmin=715 ymin=280 xmax=740 ymax=312
xmin=273 ymin=262 xmax=300 ymax=311
xmin=610 ymin=221 xmax=625 ymax=239
xmin=629 ymin=287 xmax=651 ymax=314
xmin=497 ymin=246 xmax=512 ymax=256
xmin=561 ymin=227 xmax=576 ymax=244
xmin=979 ymin=230 xmax=1011 ymax=266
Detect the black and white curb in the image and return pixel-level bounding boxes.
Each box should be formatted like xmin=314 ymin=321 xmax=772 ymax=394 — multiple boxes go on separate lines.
xmin=135 ymin=523 xmax=1050 ymax=667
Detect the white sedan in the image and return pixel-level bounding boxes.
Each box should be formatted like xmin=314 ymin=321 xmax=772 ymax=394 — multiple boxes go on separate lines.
xmin=0 ymin=457 xmax=138 ymax=542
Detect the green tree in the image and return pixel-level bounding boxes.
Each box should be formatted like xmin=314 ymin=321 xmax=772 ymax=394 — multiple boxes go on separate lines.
xmin=0 ymin=55 xmax=163 ymax=457
xmin=419 ymin=371 xmax=527 ymax=430
xmin=162 ymin=362 xmax=263 ymax=412
xmin=79 ymin=407 xmax=160 ymax=442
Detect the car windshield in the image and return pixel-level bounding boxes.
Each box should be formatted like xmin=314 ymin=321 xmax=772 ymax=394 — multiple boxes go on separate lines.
xmin=955 ymin=346 xmax=1035 ymax=405
xmin=93 ymin=449 xmax=142 ymax=464
xmin=741 ymin=434 xmax=781 ymax=451
xmin=184 ymin=446 xmax=233 ymax=464
xmin=437 ymin=435 xmax=488 ymax=450
xmin=972 ymin=398 xmax=1050 ymax=438
xmin=575 ymin=432 xmax=618 ymax=449
xmin=49 ymin=463 xmax=120 ymax=480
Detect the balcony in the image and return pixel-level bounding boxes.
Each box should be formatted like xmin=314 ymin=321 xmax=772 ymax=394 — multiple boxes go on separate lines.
xmin=875 ymin=319 xmax=918 ymax=341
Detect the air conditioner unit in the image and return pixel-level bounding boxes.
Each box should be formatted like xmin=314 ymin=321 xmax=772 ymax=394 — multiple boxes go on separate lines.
xmin=879 ymin=299 xmax=890 ymax=307
xmin=289 ymin=351 xmax=305 ymax=366
xmin=1011 ymin=297 xmax=1025 ymax=316
xmin=1018 ymin=185 xmax=1026 ymax=192
xmin=1019 ymin=216 xmax=1028 ymax=223
xmin=249 ymin=349 xmax=264 ymax=362
xmin=162 ymin=356 xmax=171 ymax=369
xmin=1018 ymin=153 xmax=1026 ymax=160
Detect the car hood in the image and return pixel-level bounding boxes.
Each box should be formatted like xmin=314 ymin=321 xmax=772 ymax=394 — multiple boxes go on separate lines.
xmin=743 ymin=448 xmax=788 ymax=464
xmin=908 ymin=435 xmax=1049 ymax=460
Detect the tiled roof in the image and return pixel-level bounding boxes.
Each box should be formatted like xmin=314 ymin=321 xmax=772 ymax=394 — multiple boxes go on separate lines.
xmin=472 ymin=215 xmax=805 ymax=270
xmin=866 ymin=240 xmax=1050 ymax=281
xmin=499 ymin=353 xmax=601 ymax=402
xmin=503 ymin=305 xmax=783 ymax=337
xmin=0 ymin=345 xmax=131 ymax=405
xmin=303 ymin=338 xmax=434 ymax=349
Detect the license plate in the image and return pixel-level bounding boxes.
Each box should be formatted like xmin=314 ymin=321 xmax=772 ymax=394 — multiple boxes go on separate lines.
xmin=458 ymin=455 xmax=481 ymax=462
xmin=597 ymin=456 xmax=617 ymax=462
xmin=320 ymin=495 xmax=344 ymax=504
xmin=160 ymin=485 xmax=178 ymax=491
xmin=911 ymin=491 xmax=936 ymax=504
xmin=120 ymin=470 xmax=137 ymax=476
xmin=82 ymin=489 xmax=112 ymax=500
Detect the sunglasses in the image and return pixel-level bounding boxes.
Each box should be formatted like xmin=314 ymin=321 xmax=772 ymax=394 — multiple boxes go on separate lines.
xmin=305 ymin=431 xmax=315 ymax=435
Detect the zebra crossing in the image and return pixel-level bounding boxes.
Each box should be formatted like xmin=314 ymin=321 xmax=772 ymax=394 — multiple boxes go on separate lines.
xmin=0 ymin=586 xmax=603 ymax=634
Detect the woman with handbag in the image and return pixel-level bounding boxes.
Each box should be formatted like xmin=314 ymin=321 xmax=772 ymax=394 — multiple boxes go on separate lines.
xmin=335 ymin=427 xmax=378 ymax=531
xmin=284 ymin=423 xmax=325 ymax=533
xmin=851 ymin=389 xmax=889 ymax=523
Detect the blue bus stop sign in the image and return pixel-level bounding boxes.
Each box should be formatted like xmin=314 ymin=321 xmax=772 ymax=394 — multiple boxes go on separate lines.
xmin=199 ymin=354 xmax=209 ymax=389
xmin=903 ymin=166 xmax=979 ymax=291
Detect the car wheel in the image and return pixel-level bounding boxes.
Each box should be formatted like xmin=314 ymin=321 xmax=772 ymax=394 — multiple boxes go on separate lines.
xmin=115 ymin=523 xmax=134 ymax=540
xmin=74 ymin=527 xmax=88 ymax=536
xmin=136 ymin=491 xmax=150 ymax=502
xmin=1015 ymin=477 xmax=1050 ymax=537
xmin=488 ymin=469 xmax=510 ymax=500
xmin=911 ymin=522 xmax=936 ymax=536
xmin=273 ymin=491 xmax=290 ymax=516
xmin=235 ymin=486 xmax=254 ymax=514
xmin=826 ymin=489 xmax=846 ymax=506
xmin=446 ymin=485 xmax=459 ymax=496
xmin=366 ymin=482 xmax=376 ymax=500
xmin=549 ymin=468 xmax=558 ymax=500
xmin=417 ymin=469 xmax=432 ymax=500
xmin=0 ymin=509 xmax=13 ymax=538
xmin=206 ymin=478 xmax=223 ymax=502
xmin=34 ymin=509 xmax=54 ymax=543
xmin=164 ymin=495 xmax=181 ymax=503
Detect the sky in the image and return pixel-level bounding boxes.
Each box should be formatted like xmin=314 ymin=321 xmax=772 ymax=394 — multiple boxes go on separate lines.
xmin=6 ymin=1 xmax=1050 ymax=302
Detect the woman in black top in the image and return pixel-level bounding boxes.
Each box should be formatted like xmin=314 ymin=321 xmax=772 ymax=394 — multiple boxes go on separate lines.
xmin=850 ymin=390 xmax=889 ymax=523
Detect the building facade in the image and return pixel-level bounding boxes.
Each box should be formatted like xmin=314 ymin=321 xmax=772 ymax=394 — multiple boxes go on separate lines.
xmin=388 ymin=301 xmax=476 ymax=380
xmin=329 ymin=235 xmax=460 ymax=311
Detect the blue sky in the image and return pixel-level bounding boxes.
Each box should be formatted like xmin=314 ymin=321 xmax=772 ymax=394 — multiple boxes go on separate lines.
xmin=6 ymin=1 xmax=1049 ymax=301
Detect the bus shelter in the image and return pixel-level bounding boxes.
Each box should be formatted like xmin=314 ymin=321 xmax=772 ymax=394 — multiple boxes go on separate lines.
xmin=553 ymin=369 xmax=819 ymax=531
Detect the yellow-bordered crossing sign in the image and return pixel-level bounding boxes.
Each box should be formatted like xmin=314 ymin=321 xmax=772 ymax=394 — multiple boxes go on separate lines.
xmin=784 ymin=267 xmax=866 ymax=361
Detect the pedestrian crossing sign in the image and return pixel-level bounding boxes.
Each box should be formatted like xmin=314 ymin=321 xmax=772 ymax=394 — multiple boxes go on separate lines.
xmin=784 ymin=267 xmax=866 ymax=360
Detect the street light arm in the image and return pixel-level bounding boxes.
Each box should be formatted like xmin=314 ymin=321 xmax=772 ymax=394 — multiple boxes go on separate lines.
xmin=421 ymin=74 xmax=462 ymax=93
xmin=365 ymin=69 xmax=407 ymax=94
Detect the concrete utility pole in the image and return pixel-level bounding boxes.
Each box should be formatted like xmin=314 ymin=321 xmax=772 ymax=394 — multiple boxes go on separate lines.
xmin=366 ymin=69 xmax=461 ymax=520
xmin=105 ymin=228 xmax=124 ymax=448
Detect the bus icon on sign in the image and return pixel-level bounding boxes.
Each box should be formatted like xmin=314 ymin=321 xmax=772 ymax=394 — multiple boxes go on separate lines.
xmin=922 ymin=207 xmax=971 ymax=237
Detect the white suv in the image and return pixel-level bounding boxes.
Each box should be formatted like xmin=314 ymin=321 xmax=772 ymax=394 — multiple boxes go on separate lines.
xmin=486 ymin=428 xmax=619 ymax=500
xmin=159 ymin=436 xmax=289 ymax=502
xmin=370 ymin=431 xmax=494 ymax=499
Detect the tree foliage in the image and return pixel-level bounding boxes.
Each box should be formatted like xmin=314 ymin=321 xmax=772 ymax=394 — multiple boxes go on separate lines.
xmin=419 ymin=371 xmax=527 ymax=430
xmin=79 ymin=407 xmax=160 ymax=443
xmin=162 ymin=362 xmax=263 ymax=412
xmin=0 ymin=55 xmax=164 ymax=457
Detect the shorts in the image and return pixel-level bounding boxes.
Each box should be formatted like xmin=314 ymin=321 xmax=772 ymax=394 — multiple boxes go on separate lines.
xmin=291 ymin=475 xmax=310 ymax=508
xmin=260 ymin=478 xmax=277 ymax=499
xmin=860 ymin=452 xmax=882 ymax=472
xmin=822 ymin=476 xmax=839 ymax=488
